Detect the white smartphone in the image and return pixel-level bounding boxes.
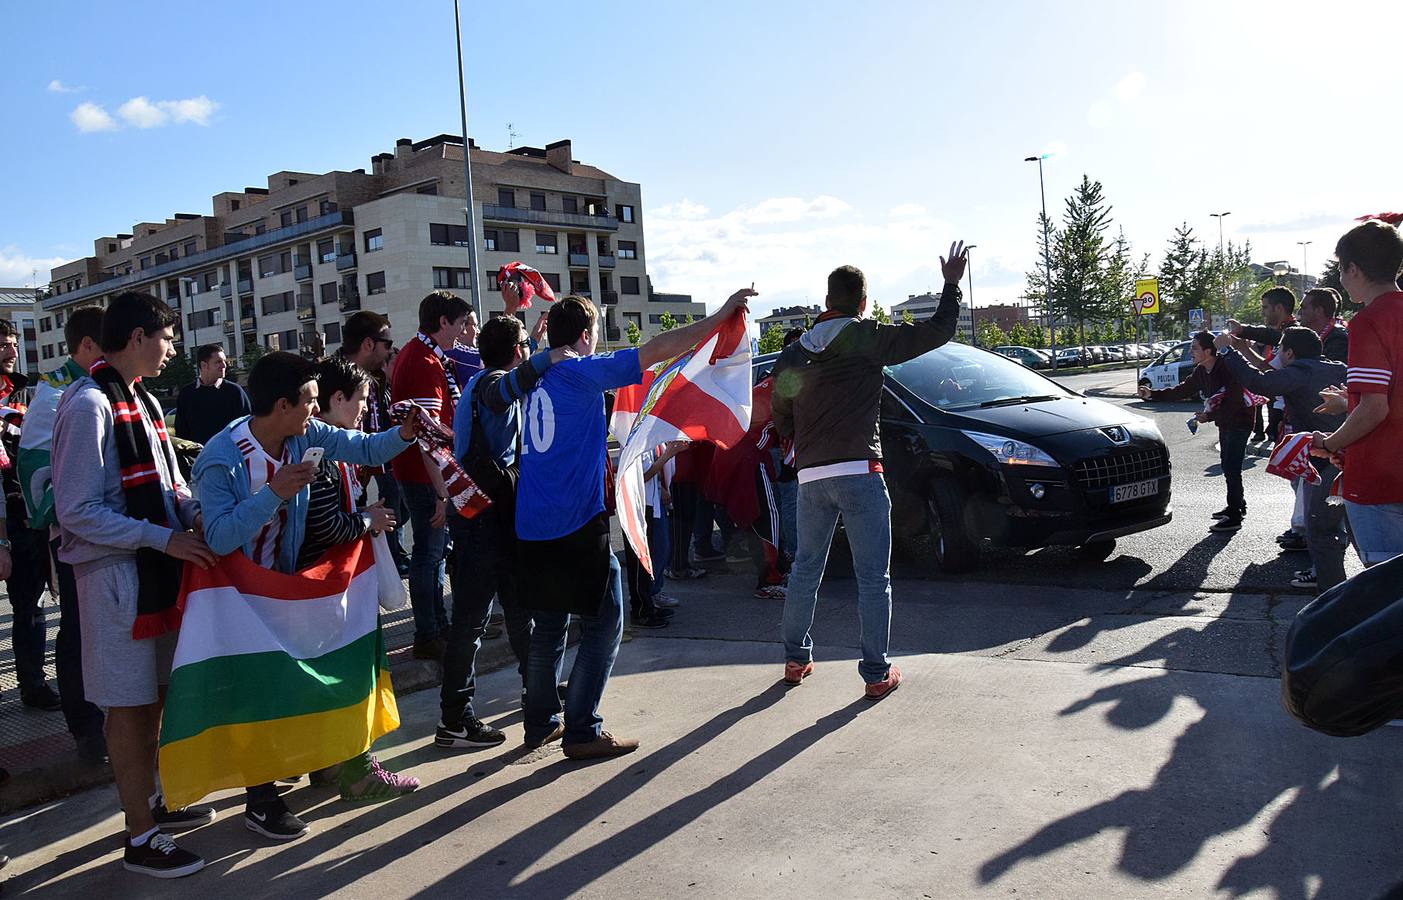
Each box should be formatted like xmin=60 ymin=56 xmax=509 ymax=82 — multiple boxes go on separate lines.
xmin=300 ymin=447 xmax=325 ymax=467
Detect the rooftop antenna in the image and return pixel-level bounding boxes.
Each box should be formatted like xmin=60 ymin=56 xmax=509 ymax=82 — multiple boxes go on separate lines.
xmin=507 ymin=122 xmax=520 ymax=149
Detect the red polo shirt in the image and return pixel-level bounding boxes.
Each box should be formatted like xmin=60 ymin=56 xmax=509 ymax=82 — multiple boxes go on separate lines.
xmin=390 ymin=339 xmax=454 ymax=484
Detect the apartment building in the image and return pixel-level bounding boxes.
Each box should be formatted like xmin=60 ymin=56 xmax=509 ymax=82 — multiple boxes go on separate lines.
xmin=892 ymin=293 xmax=974 ymax=338
xmin=755 ymin=305 xmax=821 ymax=333
xmin=34 ymin=135 xmax=705 ymax=368
xmin=0 ymin=288 xmax=41 ymax=376
xmin=972 ymin=302 xmax=1030 ymax=333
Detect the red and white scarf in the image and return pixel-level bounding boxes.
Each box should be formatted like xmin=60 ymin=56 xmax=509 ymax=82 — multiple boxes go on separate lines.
xmin=415 ymin=332 xmax=461 ymax=403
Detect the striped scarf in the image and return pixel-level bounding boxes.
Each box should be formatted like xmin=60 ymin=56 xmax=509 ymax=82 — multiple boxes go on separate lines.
xmin=90 ymin=360 xmax=185 ymax=638
xmin=415 ymin=332 xmax=461 ymax=403
xmin=389 ymin=400 xmax=490 ymax=520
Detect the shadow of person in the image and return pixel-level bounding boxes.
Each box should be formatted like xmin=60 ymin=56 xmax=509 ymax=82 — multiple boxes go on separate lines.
xmin=979 ymin=594 xmax=1402 ymax=895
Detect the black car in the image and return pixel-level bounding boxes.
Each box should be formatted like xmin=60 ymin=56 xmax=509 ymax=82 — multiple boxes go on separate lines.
xmin=756 ymin=342 xmax=1172 ymax=572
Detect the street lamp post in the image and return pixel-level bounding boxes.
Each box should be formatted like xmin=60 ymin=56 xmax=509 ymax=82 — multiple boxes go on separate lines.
xmin=1297 ymin=240 xmax=1313 ymax=296
xmin=965 ymin=243 xmax=977 ymax=345
xmin=1025 ymin=155 xmax=1056 ymax=368
xmin=453 ymin=0 xmax=483 ymax=320
xmin=1210 ymin=211 xmax=1231 ymax=323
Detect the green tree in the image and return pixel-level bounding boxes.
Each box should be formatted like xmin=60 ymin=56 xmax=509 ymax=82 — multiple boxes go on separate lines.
xmin=1006 ymin=321 xmax=1030 ymax=347
xmin=1026 ymin=323 xmax=1047 ymax=349
xmin=1158 ymin=223 xmax=1221 ymax=331
xmin=148 ymin=348 xmax=197 ymax=399
xmin=871 ymin=304 xmax=891 ymax=324
xmin=658 ymin=310 xmax=678 ymax=332
xmin=238 ymin=341 xmax=266 ymax=379
xmin=683 ymin=314 xmax=695 ymax=325
xmin=975 ymin=321 xmax=1006 ymax=349
xmin=1026 ymin=176 xmax=1121 ymax=351
xmin=757 ymin=323 xmax=786 ymax=354
xmin=900 ymin=309 xmax=914 ymax=325
xmin=625 ymin=320 xmax=641 ymax=346
xmin=950 ymin=327 xmax=968 ymax=344
xmin=1318 ymin=257 xmax=1350 ymax=307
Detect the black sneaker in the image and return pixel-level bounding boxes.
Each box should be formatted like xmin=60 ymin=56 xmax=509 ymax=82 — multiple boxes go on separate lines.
xmin=435 ymin=717 xmax=506 ymax=749
xmin=20 ymin=684 xmax=62 ymax=711
xmin=1290 ymin=571 xmax=1318 ymax=589
xmin=152 ymin=801 xmax=216 ymax=831
xmin=630 ymin=613 xmax=669 ymax=629
xmin=1209 ymin=517 xmax=1242 ymax=533
xmin=123 ymin=832 xmax=205 ymax=878
xmin=75 ymin=733 xmax=109 ymax=765
xmin=244 ymin=798 xmax=309 ymax=841
xmin=1275 ymin=528 xmax=1300 ymax=543
xmin=1278 ymin=533 xmax=1308 ymax=552
xmin=1210 ymin=507 xmax=1236 ymax=520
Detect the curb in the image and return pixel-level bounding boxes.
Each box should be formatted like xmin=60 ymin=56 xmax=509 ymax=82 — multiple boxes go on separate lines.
xmin=0 ymin=633 xmax=525 ymax=815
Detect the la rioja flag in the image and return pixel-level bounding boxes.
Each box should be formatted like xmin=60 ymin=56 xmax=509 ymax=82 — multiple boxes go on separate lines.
xmin=610 ymin=310 xmax=752 ymax=575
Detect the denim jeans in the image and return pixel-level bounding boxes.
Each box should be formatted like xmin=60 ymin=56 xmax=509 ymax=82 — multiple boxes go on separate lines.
xmin=49 ymin=537 xmax=104 ymax=740
xmin=5 ymin=523 xmax=50 ymax=696
xmin=1344 ymin=500 xmax=1403 ymax=566
xmin=1304 ymin=461 xmax=1348 ymax=592
xmin=523 ymin=551 xmax=625 ymax=746
xmin=777 ymin=477 xmax=798 ymax=559
xmin=441 ymin=507 xmax=531 ymax=726
xmin=402 ymin=481 xmax=449 ymax=640
xmin=1218 ymin=429 xmax=1250 ymax=514
xmin=374 ymin=472 xmax=410 ymax=571
xmin=781 ymin=472 xmax=893 ymax=684
xmin=625 ymin=513 xmax=669 ymax=616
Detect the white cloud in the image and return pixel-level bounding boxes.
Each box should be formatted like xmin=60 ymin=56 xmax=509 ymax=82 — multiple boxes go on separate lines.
xmin=159 ymin=96 xmax=218 ymax=125
xmin=70 ymin=102 xmax=117 ymax=133
xmin=1088 ymin=72 xmax=1148 ymax=128
xmin=47 ymin=79 xmax=83 ymax=93
xmin=0 ymin=246 xmax=68 ymax=287
xmin=646 ymin=195 xmax=956 ymax=315
xmin=118 ymin=96 xmax=167 ymax=128
xmin=1115 ymin=71 xmax=1147 ymax=102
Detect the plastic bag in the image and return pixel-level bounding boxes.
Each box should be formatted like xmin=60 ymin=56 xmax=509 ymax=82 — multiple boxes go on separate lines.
xmin=1281 ymin=553 xmax=1403 ymax=736
xmin=370 ymin=531 xmax=407 ymax=612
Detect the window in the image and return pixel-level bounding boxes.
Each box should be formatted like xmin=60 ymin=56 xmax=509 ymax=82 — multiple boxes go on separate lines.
xmin=543 ymin=273 xmax=561 ymax=292
xmin=319 ymin=199 xmax=337 ymax=216
xmin=295 ymin=205 xmax=308 ymax=224
xmin=140 ymin=257 xmax=151 ymax=270
xmin=535 ymin=232 xmax=558 ymax=255
xmin=324 ymin=321 xmax=342 ymax=345
xmin=262 ymin=291 xmax=295 ymax=315
xmin=184 ymin=240 xmax=197 ymax=257
xmin=498 ymin=229 xmax=520 ymax=253
xmin=621 ymin=276 xmax=641 ymax=295
xmin=484 ymin=229 xmax=498 ymax=251
xmin=497 ymin=188 xmax=515 ymax=208
xmin=530 ymin=192 xmax=547 ymax=211
xmin=58 ymin=341 xmax=69 ymax=355
xmin=616 ymin=204 xmax=635 ymax=223
xmin=649 ymin=314 xmax=664 ymax=325
xmin=429 ymin=223 xmax=469 ymax=246
xmin=280 ymin=211 xmax=293 ymax=228
xmin=280 ymin=251 xmax=292 ymax=272
xmin=416 ymin=182 xmax=438 ymax=195
xmin=265 ymin=333 xmax=281 ymax=351
xmin=55 ymin=311 xmax=65 ymax=326
xmin=365 ymin=229 xmax=384 ymax=253
xmin=231 ymin=199 xmax=241 ymax=211
xmin=42 ymin=344 xmax=55 ymax=360
xmin=255 ymin=223 xmax=267 ymax=235
xmin=432 ymin=267 xmax=472 ymax=289
xmin=563 ymin=197 xmax=578 ymax=214
xmin=200 ymin=270 xmax=218 ymax=291
xmin=624 ymin=312 xmax=642 ymax=330
xmin=485 ymin=274 xmax=500 ymax=292
xmin=318 ymin=238 xmax=336 ymax=263
xmin=168 ymin=246 xmax=179 ymax=261
xmin=40 ymin=317 xmax=52 ymax=332
xmin=106 ymin=242 xmax=117 ymax=253
xmin=187 ymin=309 xmax=217 ymax=330
xmin=618 ymin=240 xmax=638 ymax=260
xmin=319 ymin=282 xmax=338 ymax=304
xmin=259 ymin=254 xmax=277 ymax=278
xmin=366 ymin=271 xmax=386 ymax=295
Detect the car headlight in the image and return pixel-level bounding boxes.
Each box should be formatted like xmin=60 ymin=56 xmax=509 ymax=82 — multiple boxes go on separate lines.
xmin=962 ymin=430 xmax=1060 ymax=467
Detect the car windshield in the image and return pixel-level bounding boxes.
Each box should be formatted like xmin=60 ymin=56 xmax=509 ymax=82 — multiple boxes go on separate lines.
xmin=885 ymin=342 xmax=1075 ymax=412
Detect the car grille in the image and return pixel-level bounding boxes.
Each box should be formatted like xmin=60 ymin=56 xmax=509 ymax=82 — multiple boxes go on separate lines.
xmin=1074 ymin=447 xmax=1169 ymax=491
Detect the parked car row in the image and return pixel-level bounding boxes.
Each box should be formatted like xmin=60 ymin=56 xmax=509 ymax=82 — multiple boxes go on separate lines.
xmin=991 ymin=342 xmax=1182 ymax=370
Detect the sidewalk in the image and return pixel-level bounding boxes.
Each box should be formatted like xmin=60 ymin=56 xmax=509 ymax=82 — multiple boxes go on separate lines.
xmin=3 ymin=570 xmax=1398 ymax=897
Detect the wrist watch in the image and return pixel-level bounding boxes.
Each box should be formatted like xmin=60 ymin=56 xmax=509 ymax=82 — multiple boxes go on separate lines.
xmin=359 ymin=512 xmax=373 ymax=532
xmin=0 ymin=539 xmax=11 ymax=551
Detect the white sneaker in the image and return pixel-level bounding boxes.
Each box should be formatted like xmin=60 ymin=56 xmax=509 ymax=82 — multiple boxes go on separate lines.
xmin=651 ymin=594 xmax=681 ymax=609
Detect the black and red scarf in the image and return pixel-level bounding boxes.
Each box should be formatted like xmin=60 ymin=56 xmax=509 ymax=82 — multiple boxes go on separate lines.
xmin=90 ymin=360 xmax=185 ymax=638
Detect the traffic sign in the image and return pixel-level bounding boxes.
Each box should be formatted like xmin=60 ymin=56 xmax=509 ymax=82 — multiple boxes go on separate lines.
xmin=1132 ymin=278 xmax=1160 ymax=316
xmin=1189 ymin=307 xmax=1205 ymax=329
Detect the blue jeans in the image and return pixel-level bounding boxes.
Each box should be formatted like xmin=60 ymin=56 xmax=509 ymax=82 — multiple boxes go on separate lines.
xmin=523 ymin=552 xmax=625 ymax=746
xmin=777 ymin=477 xmax=798 ymax=559
xmin=625 ymin=512 xmax=669 ymax=615
xmin=402 ymin=481 xmax=449 ymax=640
xmin=1218 ymin=428 xmax=1250 ymax=513
xmin=781 ymin=472 xmax=893 ymax=684
xmin=1344 ymin=500 xmax=1403 ymax=566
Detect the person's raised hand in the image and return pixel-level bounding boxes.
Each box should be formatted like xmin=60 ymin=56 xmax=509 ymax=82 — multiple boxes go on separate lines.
xmin=166 ymin=532 xmax=217 ymax=570
xmin=269 ymin=461 xmax=317 ymax=500
xmin=940 ymin=241 xmax=968 ymax=285
xmin=721 ymin=285 xmax=758 ymax=317
xmin=502 ymin=280 xmax=522 ymax=312
xmin=532 ymin=310 xmax=550 ymax=342
xmin=365 ymin=500 xmax=396 ymax=533
xmin=1315 ymin=386 xmax=1347 ymax=416
xmin=549 ymin=346 xmax=577 ymax=365
xmin=1227 ymin=318 xmax=1244 ymax=336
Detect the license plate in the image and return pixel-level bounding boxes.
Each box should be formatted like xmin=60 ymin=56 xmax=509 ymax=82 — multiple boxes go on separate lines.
xmin=1110 ymin=479 xmax=1159 ymax=503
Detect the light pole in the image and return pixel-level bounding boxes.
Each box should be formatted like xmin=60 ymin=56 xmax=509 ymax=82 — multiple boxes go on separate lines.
xmin=1025 ymin=155 xmax=1056 ymax=368
xmin=964 ymin=243 xmax=978 ymax=345
xmin=1297 ymin=240 xmax=1313 ymax=296
xmin=179 ymin=276 xmax=198 ymax=354
xmin=1210 ymin=211 xmax=1231 ymax=322
xmin=453 ymin=0 xmax=483 ymax=320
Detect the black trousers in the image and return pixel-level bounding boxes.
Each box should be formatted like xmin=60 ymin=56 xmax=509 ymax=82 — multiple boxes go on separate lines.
xmin=6 ymin=522 xmax=49 ymax=697
xmin=48 ymin=537 xmax=104 ymax=740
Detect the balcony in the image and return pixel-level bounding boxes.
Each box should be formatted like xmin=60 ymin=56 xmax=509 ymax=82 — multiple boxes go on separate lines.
xmin=597 ymin=254 xmax=616 ymax=269
xmin=223 ymin=320 xmax=235 ymax=334
xmin=601 ymin=290 xmax=619 ymax=306
xmin=297 ymin=304 xmax=316 ymax=321
xmin=238 ymin=278 xmax=253 ymax=295
xmin=481 ymin=204 xmax=618 ymax=232
xmin=338 ymin=285 xmax=361 ymax=312
xmin=568 ymin=252 xmax=590 ymax=268
xmin=219 ymin=283 xmax=232 ymax=299
xmin=240 ymin=316 xmax=256 ymax=331
xmin=336 ymin=251 xmax=357 ymax=271
xmin=294 ymin=263 xmax=313 ymax=281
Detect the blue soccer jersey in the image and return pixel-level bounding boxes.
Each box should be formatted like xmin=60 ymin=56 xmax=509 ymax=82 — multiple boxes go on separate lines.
xmin=516 ymin=348 xmax=642 ymax=541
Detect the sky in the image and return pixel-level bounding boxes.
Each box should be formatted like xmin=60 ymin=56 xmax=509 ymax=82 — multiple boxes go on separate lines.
xmin=3 ymin=0 xmax=1401 ymax=319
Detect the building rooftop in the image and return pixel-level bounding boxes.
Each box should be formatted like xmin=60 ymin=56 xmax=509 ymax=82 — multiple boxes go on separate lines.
xmin=0 ymin=288 xmax=40 ymax=308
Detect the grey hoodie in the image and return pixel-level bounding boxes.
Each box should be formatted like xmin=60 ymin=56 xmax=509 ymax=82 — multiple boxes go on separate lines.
xmin=772 ymin=283 xmax=963 ymax=470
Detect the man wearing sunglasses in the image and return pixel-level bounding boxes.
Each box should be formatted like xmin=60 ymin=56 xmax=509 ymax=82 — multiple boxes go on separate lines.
xmin=340 ymin=310 xmax=409 ymax=574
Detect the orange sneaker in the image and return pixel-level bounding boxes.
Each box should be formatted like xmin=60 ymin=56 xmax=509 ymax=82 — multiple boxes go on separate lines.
xmin=783 ymin=660 xmax=814 ymax=685
xmin=864 ymin=665 xmax=902 ymax=701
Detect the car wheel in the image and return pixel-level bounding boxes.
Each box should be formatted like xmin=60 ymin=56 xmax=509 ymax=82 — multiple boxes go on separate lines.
xmin=1075 ymin=539 xmax=1116 ymax=561
xmin=926 ymin=479 xmax=979 ymax=574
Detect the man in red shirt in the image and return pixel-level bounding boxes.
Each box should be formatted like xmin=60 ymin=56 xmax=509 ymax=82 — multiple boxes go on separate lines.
xmin=1313 ymin=220 xmax=1403 ymax=565
xmin=391 ymin=290 xmax=470 ymax=659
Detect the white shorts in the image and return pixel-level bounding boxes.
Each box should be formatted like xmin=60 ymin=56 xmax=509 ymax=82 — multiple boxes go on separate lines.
xmin=76 ymin=561 xmax=177 ymax=708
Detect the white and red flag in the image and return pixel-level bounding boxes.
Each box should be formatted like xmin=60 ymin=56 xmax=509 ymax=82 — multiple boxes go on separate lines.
xmin=1267 ymin=432 xmax=1322 ymax=485
xmin=609 ymin=310 xmax=753 ymax=574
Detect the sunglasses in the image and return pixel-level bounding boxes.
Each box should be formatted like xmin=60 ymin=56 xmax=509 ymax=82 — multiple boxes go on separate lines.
xmin=517 ymin=339 xmax=531 ymax=348
xmin=375 ymin=337 xmax=395 ymax=350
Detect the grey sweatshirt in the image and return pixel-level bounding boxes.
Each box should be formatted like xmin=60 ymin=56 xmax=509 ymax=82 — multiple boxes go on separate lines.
xmin=51 ymin=378 xmax=198 ymax=574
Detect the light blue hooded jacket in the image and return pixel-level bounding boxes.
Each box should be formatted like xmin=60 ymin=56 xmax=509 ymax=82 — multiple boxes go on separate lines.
xmin=192 ymin=415 xmax=413 ymax=574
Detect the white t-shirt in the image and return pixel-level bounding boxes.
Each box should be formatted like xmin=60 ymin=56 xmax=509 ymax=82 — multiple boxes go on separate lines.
xmin=231 ymin=420 xmax=289 ymax=567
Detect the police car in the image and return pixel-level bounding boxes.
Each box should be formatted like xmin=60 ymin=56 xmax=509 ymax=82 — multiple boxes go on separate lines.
xmin=1137 ymin=340 xmax=1194 ymax=392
